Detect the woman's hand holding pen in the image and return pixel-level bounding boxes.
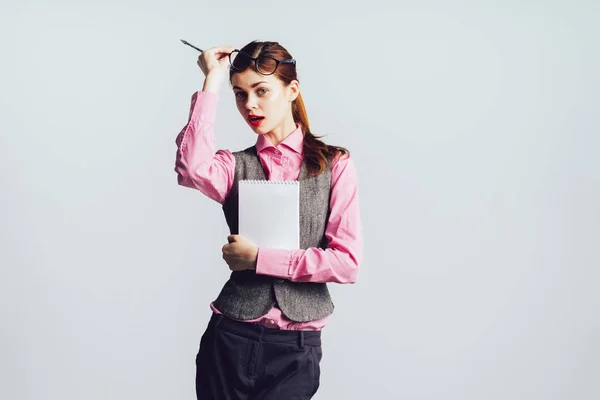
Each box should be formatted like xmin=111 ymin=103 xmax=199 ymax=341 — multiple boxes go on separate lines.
xmin=222 ymin=235 xmax=259 ymax=271
xmin=198 ymin=46 xmax=236 ymax=93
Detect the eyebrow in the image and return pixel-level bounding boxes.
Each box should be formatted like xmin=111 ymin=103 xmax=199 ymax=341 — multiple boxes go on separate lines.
xmin=232 ymin=81 xmax=269 ymax=91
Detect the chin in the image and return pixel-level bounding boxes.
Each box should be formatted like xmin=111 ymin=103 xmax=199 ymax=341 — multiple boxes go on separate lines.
xmin=250 ymin=123 xmax=269 ymax=135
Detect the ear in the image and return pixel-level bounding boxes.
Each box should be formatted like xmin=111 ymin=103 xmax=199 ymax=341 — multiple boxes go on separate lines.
xmin=287 ymin=80 xmax=300 ymax=102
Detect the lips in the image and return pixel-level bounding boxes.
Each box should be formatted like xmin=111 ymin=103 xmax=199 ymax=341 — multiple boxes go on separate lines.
xmin=248 ymin=114 xmax=264 ymax=127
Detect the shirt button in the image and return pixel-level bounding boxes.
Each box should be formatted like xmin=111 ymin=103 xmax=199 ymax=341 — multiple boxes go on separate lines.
xmin=274 ymin=149 xmax=280 ymax=154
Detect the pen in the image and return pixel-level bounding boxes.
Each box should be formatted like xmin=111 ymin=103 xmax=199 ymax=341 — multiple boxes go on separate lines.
xmin=180 ymin=39 xmax=203 ymax=53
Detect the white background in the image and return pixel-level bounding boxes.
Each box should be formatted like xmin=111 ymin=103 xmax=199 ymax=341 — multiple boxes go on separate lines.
xmin=1 ymin=0 xmax=599 ymax=399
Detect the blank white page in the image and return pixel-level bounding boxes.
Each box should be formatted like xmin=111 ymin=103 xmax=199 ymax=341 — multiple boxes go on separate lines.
xmin=238 ymin=180 xmax=300 ymax=249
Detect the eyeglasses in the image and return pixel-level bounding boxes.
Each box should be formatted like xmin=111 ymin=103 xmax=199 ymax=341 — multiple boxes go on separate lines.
xmin=229 ymin=50 xmax=296 ymax=76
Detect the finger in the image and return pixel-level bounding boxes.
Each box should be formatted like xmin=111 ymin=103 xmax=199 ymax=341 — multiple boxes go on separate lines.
xmin=207 ymin=46 xmax=235 ymax=57
xmin=223 ymin=252 xmax=236 ymax=264
xmin=218 ymin=56 xmax=231 ymax=66
xmin=227 ymin=235 xmax=238 ymax=243
xmin=229 ymin=262 xmax=242 ymax=272
xmin=213 ymin=46 xmax=236 ymax=53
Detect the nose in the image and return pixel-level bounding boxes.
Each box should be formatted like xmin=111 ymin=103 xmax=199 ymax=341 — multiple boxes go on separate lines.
xmin=245 ymin=95 xmax=258 ymax=110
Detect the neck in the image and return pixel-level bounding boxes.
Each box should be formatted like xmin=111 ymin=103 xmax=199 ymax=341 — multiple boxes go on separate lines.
xmin=263 ymin=114 xmax=298 ymax=147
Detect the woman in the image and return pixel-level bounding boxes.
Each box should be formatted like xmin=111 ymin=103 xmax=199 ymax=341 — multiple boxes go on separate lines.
xmin=174 ymin=40 xmax=363 ymax=400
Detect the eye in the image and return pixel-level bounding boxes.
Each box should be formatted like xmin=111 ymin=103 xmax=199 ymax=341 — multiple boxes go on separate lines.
xmin=235 ymin=91 xmax=247 ymax=99
xmin=257 ymin=87 xmax=269 ymax=95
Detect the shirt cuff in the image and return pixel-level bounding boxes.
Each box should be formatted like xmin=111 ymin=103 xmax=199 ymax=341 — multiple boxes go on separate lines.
xmin=255 ymin=248 xmax=292 ymax=279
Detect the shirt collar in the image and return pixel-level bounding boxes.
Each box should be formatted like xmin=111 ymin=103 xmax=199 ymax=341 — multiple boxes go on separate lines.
xmin=256 ymin=124 xmax=304 ymax=155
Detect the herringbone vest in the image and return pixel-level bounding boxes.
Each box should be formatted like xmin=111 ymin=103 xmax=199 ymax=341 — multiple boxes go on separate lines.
xmin=212 ymin=145 xmax=335 ymax=322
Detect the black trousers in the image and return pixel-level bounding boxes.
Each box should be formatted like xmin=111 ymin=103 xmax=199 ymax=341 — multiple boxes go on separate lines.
xmin=195 ymin=312 xmax=323 ymax=400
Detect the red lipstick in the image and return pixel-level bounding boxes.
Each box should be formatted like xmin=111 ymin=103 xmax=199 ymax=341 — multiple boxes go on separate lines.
xmin=248 ymin=114 xmax=264 ymax=127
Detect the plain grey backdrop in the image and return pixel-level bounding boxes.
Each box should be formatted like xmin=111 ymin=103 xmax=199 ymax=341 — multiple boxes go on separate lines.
xmin=1 ymin=0 xmax=599 ymax=399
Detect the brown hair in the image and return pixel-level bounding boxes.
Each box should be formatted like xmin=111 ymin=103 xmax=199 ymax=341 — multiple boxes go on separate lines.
xmin=229 ymin=40 xmax=349 ymax=176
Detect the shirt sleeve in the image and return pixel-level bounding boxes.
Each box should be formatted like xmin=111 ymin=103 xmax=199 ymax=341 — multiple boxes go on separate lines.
xmin=255 ymin=153 xmax=363 ymax=283
xmin=174 ymin=91 xmax=235 ymax=204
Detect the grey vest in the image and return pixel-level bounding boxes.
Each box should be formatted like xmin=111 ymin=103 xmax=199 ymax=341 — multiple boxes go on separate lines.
xmin=212 ymin=145 xmax=335 ymax=322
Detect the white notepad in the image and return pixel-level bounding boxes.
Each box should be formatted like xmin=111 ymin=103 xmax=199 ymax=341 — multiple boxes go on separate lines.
xmin=238 ymin=180 xmax=299 ymax=249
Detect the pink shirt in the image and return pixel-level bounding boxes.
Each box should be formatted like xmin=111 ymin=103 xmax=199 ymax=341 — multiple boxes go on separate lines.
xmin=175 ymin=91 xmax=363 ymax=331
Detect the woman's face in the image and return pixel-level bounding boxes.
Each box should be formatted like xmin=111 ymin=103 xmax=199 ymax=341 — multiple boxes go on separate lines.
xmin=231 ymin=68 xmax=297 ymax=135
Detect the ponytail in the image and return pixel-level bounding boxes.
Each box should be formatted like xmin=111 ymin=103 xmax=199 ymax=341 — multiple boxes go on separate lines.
xmin=292 ymin=93 xmax=349 ymax=176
